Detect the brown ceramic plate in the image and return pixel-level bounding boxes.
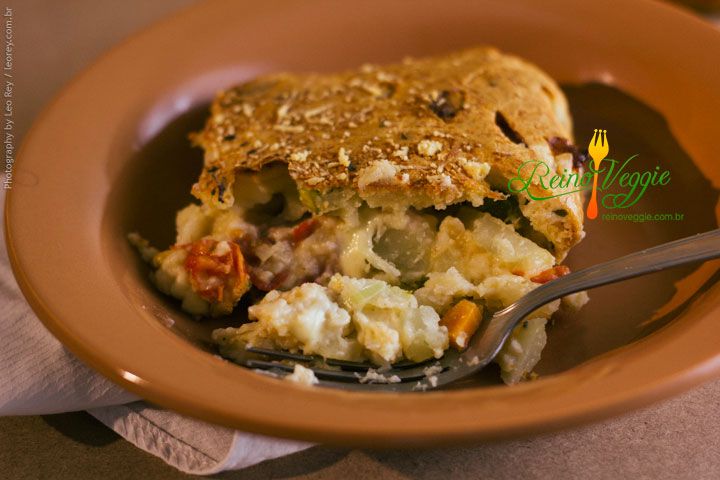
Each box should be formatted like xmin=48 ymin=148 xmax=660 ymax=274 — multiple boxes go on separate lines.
xmin=5 ymin=0 xmax=720 ymax=446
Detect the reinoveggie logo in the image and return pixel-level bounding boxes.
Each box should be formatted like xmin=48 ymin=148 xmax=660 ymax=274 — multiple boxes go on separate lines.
xmin=507 ymin=129 xmax=672 ymax=219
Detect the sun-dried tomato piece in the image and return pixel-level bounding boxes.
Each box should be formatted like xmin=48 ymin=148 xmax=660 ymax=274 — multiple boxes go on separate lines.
xmin=291 ymin=218 xmax=319 ymax=243
xmin=530 ymin=265 xmax=571 ymax=284
xmin=183 ymin=238 xmax=250 ymax=309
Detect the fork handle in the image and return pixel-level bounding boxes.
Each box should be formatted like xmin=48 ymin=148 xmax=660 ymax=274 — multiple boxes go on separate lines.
xmin=509 ymin=228 xmax=720 ymax=323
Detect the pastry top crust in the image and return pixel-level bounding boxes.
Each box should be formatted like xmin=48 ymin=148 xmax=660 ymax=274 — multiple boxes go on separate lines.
xmin=191 ymin=47 xmax=584 ymax=259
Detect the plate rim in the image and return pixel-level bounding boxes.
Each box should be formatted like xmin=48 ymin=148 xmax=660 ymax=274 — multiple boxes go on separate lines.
xmin=5 ymin=0 xmax=720 ymax=445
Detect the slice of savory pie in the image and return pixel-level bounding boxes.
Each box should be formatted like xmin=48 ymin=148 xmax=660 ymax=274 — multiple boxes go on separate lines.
xmin=131 ymin=47 xmax=588 ymax=384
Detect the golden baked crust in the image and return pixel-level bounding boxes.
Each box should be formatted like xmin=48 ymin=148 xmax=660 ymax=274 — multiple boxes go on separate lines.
xmin=190 ymin=47 xmax=584 ymax=259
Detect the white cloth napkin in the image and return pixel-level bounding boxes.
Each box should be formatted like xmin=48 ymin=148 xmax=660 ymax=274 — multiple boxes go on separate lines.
xmin=0 ymin=193 xmax=311 ymax=475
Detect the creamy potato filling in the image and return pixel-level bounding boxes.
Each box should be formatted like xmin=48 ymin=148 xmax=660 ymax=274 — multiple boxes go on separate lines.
xmin=214 ymin=276 xmax=449 ymax=366
xmin=137 ymin=165 xmax=587 ymax=384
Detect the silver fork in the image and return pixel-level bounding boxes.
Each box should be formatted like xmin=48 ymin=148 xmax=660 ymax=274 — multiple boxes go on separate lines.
xmin=238 ymin=229 xmax=720 ymax=392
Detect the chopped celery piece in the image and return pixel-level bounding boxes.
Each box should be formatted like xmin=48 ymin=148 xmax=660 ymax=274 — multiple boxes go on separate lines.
xmin=347 ymin=282 xmax=386 ymax=309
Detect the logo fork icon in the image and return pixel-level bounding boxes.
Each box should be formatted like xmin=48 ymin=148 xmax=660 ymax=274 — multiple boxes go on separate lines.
xmin=586 ymin=129 xmax=609 ymax=220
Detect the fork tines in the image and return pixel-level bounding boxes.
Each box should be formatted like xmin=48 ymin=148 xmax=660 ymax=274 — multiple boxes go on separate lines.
xmin=243 ymin=347 xmax=438 ymax=383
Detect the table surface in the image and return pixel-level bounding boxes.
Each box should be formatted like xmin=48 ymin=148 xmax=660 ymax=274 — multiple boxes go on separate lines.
xmin=2 ymin=1 xmax=720 ymax=479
